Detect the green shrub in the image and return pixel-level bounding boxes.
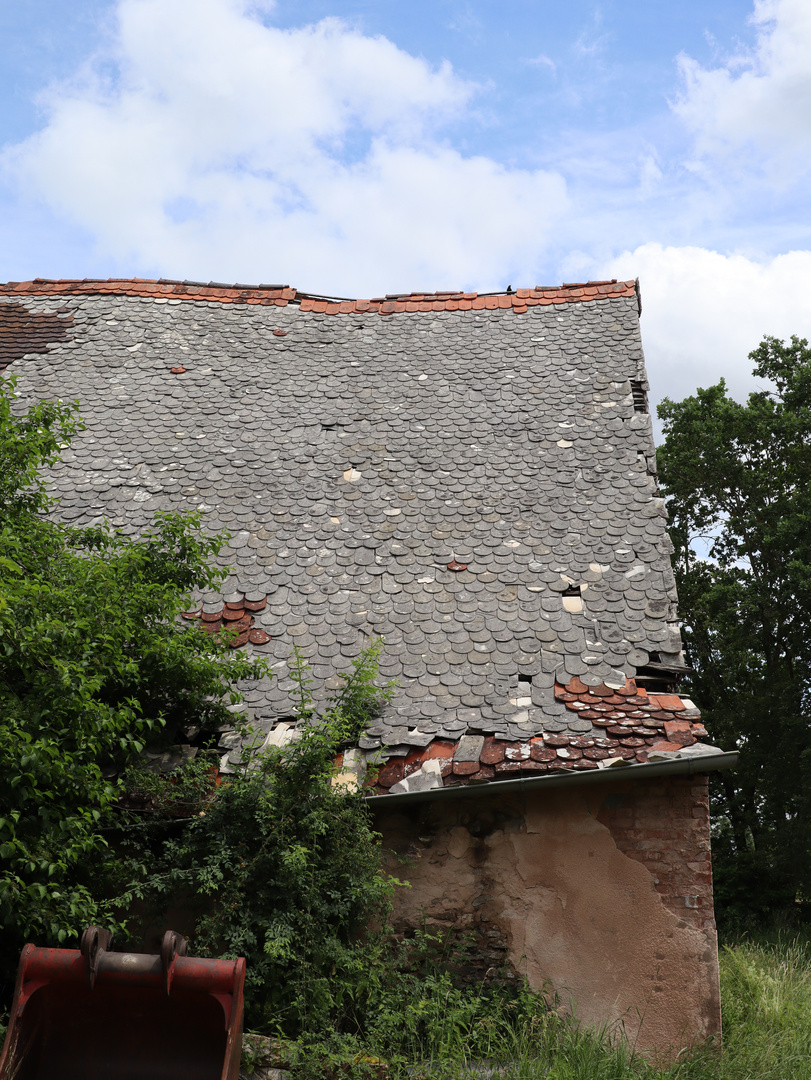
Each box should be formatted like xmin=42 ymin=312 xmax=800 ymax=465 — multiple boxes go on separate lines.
xmin=120 ymin=642 xmax=397 ymax=1036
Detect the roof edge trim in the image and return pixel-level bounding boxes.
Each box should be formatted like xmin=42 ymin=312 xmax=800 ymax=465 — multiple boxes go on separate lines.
xmin=365 ymin=751 xmax=739 ymax=808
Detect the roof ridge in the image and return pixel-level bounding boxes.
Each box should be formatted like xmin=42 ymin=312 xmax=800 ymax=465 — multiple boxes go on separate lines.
xmin=0 ymin=278 xmax=639 ymax=314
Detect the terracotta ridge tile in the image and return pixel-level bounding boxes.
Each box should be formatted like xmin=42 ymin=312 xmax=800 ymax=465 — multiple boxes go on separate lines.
xmin=1 ymin=279 xmax=295 ymax=306
xmin=0 ymin=279 xmax=637 ymax=313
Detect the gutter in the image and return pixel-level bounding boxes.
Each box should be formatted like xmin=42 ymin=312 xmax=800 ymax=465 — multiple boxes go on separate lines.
xmin=365 ymin=750 xmax=739 ymax=809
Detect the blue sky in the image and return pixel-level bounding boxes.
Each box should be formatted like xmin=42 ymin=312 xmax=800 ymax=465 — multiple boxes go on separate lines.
xmin=1 ymin=0 xmax=810 ymax=405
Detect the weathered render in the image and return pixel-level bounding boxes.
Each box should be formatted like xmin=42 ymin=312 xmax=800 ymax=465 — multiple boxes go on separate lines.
xmin=0 ymin=277 xmax=734 ymax=1054
xmin=376 ymin=773 xmax=720 ymax=1051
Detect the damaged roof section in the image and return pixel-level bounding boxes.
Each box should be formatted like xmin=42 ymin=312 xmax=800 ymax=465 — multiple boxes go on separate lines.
xmin=210 ymin=675 xmax=721 ymax=792
xmin=0 ymin=276 xmax=717 ymax=789
xmin=365 ymin=675 xmax=717 ymax=796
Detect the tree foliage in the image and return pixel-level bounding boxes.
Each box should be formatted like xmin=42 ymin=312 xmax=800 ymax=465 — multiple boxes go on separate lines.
xmin=0 ymin=372 xmax=400 ymax=1038
xmin=657 ymin=336 xmax=811 ymax=927
xmin=0 ymin=376 xmax=266 ymax=963
xmin=122 ymin=645 xmax=397 ymax=1037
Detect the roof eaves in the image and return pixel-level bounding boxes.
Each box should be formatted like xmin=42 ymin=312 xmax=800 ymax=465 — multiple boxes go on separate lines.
xmin=365 ymin=751 xmax=739 ymax=808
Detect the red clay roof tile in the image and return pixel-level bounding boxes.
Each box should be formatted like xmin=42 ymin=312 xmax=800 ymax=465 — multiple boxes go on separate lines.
xmin=453 ymin=760 xmax=481 ymax=776
xmin=650 ymin=694 xmax=687 ymax=711
xmin=364 ymin=674 xmax=712 ymax=796
xmin=426 ymin=740 xmax=456 ymax=759
xmin=0 ymin=277 xmax=639 ymax=319
xmin=376 ymin=761 xmax=406 ymax=788
xmin=480 ymin=737 xmax=506 ymax=765
xmin=0 ymin=302 xmax=74 ymax=372
xmin=179 ymin=594 xmax=271 ymax=650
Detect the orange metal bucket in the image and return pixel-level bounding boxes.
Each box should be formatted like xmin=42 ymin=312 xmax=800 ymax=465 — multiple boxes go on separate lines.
xmin=0 ymin=929 xmax=245 ymax=1080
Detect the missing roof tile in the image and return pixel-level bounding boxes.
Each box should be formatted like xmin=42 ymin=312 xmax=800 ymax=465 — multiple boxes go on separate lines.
xmin=630 ymin=380 xmax=649 ymax=413
xmin=510 ymin=674 xmax=533 ymax=707
xmin=634 ymin=651 xmax=692 ymax=693
xmin=561 ymin=583 xmax=584 ymax=614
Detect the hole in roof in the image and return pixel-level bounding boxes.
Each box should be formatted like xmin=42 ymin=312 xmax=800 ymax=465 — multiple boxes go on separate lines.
xmin=634 ymin=651 xmax=687 ymax=693
xmin=630 ymin=380 xmax=649 ymax=413
xmin=510 ymin=674 xmax=533 ymax=707
xmin=562 ymin=584 xmax=581 ymax=597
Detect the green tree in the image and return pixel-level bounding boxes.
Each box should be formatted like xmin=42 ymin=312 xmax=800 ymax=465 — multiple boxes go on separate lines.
xmin=657 ymin=336 xmax=811 ymax=928
xmin=0 ymin=376 xmax=266 ymax=965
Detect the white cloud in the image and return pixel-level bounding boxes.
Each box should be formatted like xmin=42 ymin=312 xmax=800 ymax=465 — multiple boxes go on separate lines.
xmin=1 ymin=0 xmax=567 ymax=294
xmin=573 ymin=9 xmax=609 ymax=60
xmin=605 ymin=243 xmax=811 ymax=408
xmin=2 ymin=0 xmax=810 ymax=379
xmin=675 ymin=0 xmax=811 ymax=178
xmin=527 ymin=54 xmax=557 ymax=74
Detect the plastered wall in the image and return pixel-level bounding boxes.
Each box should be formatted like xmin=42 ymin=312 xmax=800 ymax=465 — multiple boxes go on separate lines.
xmin=373 ymin=773 xmax=721 ymax=1056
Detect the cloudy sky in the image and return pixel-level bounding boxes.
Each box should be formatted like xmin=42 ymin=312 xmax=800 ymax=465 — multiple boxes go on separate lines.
xmin=2 ymin=0 xmax=810 ymax=407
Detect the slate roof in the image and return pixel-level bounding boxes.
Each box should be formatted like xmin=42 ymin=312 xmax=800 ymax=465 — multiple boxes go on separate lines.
xmin=1 ymin=277 xmax=722 ymax=790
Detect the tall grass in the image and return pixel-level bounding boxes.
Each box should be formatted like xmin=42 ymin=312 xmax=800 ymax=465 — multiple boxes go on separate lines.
xmin=712 ymin=937 xmax=811 ymax=1079
xmin=373 ymin=937 xmax=811 ymax=1079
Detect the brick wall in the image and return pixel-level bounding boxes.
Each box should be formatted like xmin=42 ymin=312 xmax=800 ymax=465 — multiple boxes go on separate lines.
xmin=596 ymin=774 xmax=716 ymax=932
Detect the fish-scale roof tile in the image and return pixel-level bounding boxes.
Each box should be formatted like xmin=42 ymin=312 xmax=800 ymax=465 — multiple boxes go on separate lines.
xmin=1 ymin=277 xmax=723 ymax=786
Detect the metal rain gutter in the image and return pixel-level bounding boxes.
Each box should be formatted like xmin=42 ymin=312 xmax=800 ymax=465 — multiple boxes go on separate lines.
xmin=365 ymin=751 xmax=739 ymax=809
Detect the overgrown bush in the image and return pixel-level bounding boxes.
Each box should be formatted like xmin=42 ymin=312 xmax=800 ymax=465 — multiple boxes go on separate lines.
xmin=360 ymin=929 xmax=549 ymax=1073
xmin=119 ymin=643 xmax=398 ymax=1036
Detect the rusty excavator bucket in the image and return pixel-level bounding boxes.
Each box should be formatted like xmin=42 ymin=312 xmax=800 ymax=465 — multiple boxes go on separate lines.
xmin=0 ymin=927 xmax=246 ymax=1080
